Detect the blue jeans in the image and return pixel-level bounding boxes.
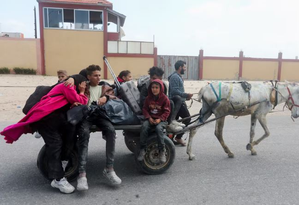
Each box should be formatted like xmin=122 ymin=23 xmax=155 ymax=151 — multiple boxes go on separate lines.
xmin=175 ymin=102 xmax=191 ymax=139
xmin=168 ymin=95 xmax=182 ymax=123
xmin=140 ymin=120 xmax=167 ymax=151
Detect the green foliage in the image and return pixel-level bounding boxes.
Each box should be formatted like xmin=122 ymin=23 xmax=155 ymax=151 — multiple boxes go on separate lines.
xmin=0 ymin=67 xmax=10 ymax=74
xmin=13 ymin=67 xmax=36 ymax=75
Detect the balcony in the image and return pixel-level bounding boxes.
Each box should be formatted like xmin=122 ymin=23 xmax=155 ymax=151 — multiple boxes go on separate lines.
xmin=108 ymin=40 xmax=154 ymax=55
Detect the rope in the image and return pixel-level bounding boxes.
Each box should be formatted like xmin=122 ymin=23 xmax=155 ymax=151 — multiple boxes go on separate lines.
xmin=186 ymin=98 xmax=193 ymax=109
xmin=227 ymin=83 xmax=233 ymax=101
xmin=210 ymin=83 xmax=219 ymax=101
xmin=219 ymin=82 xmax=222 ymax=100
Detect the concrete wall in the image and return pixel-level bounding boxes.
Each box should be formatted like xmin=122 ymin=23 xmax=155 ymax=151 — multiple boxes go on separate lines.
xmin=242 ymin=60 xmax=278 ymax=80
xmin=44 ymin=29 xmax=104 ymax=76
xmin=198 ymin=50 xmax=299 ymax=81
xmin=281 ymin=61 xmax=299 ymax=81
xmin=203 ymin=59 xmax=239 ymax=80
xmin=2 ymin=39 xmax=299 ymax=82
xmin=0 ymin=38 xmax=41 ymax=73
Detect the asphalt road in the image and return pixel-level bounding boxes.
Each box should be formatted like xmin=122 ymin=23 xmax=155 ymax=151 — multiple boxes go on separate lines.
xmin=1 ymin=112 xmax=299 ymax=205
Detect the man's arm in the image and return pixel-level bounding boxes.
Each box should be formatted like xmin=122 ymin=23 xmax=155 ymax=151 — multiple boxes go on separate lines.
xmin=169 ymin=75 xmax=188 ymax=98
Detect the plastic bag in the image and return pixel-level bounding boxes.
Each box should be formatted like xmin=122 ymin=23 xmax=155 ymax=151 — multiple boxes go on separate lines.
xmin=101 ymin=99 xmax=140 ymax=125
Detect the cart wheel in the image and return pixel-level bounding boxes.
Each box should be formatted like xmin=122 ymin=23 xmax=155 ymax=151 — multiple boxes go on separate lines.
xmin=123 ymin=131 xmax=139 ymax=153
xmin=37 ymin=144 xmax=79 ymax=182
xmin=135 ymin=135 xmax=175 ymax=175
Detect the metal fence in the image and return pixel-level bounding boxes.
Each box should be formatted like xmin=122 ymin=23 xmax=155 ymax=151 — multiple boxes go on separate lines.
xmin=157 ymin=55 xmax=199 ymax=80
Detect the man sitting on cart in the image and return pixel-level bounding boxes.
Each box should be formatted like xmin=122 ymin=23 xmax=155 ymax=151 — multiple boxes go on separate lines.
xmin=68 ymin=65 xmax=122 ymax=191
xmin=168 ymin=60 xmax=193 ymax=146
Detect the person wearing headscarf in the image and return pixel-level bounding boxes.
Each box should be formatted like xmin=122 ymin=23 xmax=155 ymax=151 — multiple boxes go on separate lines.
xmin=0 ymin=74 xmax=88 ymax=194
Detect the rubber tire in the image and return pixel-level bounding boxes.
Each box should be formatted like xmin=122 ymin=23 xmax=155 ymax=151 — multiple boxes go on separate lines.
xmin=135 ymin=135 xmax=175 ymax=175
xmin=37 ymin=144 xmax=79 ymax=182
xmin=123 ymin=131 xmax=139 ymax=153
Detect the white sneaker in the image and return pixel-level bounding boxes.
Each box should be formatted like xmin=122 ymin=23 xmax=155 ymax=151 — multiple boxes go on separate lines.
xmin=167 ymin=123 xmax=183 ymax=133
xmin=103 ymin=169 xmax=122 ymax=185
xmin=171 ymin=120 xmax=186 ymax=128
xmin=77 ymin=176 xmax=88 ymax=191
xmin=137 ymin=149 xmax=146 ymax=161
xmin=51 ymin=177 xmax=75 ymax=194
xmin=159 ymin=149 xmax=166 ymax=163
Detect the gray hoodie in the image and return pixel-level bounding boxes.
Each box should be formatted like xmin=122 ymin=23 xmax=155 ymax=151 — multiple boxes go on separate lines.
xmin=168 ymin=72 xmax=188 ymax=101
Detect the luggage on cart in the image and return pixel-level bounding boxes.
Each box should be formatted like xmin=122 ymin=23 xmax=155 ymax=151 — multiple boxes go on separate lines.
xmin=103 ymin=56 xmax=142 ymax=115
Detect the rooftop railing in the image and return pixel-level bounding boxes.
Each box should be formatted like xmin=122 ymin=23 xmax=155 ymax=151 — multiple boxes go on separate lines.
xmin=108 ymin=40 xmax=154 ymax=55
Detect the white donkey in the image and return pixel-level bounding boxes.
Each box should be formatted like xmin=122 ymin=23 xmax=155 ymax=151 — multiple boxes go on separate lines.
xmin=187 ymin=81 xmax=299 ymax=160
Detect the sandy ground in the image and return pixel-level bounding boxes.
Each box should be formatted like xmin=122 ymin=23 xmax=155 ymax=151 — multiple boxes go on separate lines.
xmin=0 ymin=74 xmax=288 ymax=122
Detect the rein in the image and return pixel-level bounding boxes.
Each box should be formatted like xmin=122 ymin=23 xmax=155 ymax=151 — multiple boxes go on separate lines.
xmin=187 ymin=93 xmax=202 ymax=109
xmin=272 ymin=84 xmax=299 ymax=110
xmin=271 ymin=83 xmax=299 ymax=121
xmin=286 ymin=87 xmax=299 ymax=110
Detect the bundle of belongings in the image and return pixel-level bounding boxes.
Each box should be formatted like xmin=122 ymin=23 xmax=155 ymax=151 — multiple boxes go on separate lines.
xmin=67 ymin=84 xmax=140 ymax=126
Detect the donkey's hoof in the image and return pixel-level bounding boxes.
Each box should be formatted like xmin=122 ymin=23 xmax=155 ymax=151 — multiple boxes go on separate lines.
xmin=251 ymin=150 xmax=257 ymax=155
xmin=246 ymin=143 xmax=252 ymax=150
xmin=188 ymin=154 xmax=195 ymax=160
xmin=228 ymin=153 xmax=234 ymax=158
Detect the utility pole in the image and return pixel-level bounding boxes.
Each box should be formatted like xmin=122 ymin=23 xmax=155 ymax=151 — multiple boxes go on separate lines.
xmin=34 ymin=6 xmax=37 ymax=38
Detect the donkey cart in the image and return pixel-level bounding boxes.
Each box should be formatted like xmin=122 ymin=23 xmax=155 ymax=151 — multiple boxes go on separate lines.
xmin=36 ymin=124 xmax=176 ymax=181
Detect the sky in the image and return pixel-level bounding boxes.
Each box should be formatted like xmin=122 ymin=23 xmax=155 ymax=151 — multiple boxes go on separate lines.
xmin=0 ymin=0 xmax=298 ymax=59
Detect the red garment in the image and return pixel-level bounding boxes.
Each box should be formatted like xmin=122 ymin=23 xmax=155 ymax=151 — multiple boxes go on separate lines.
xmin=1 ymin=84 xmax=88 ymax=144
xmin=142 ymin=79 xmax=170 ymax=121
xmin=117 ymin=77 xmax=125 ymax=84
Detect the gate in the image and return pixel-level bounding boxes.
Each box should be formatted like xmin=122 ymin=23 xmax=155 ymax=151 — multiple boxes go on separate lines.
xmin=157 ymin=55 xmax=199 ymax=80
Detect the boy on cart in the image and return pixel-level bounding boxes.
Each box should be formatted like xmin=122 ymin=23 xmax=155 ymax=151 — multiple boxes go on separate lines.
xmin=137 ymin=79 xmax=170 ymax=163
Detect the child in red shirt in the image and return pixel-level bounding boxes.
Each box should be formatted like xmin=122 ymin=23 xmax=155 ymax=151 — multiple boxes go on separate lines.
xmin=137 ymin=79 xmax=170 ymax=163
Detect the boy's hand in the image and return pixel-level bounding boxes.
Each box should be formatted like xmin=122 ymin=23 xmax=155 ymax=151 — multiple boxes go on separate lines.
xmin=71 ymin=102 xmax=82 ymax=108
xmin=154 ymin=119 xmax=161 ymax=124
xmin=73 ymin=102 xmax=82 ymax=106
xmin=149 ymin=118 xmax=155 ymax=125
xmin=98 ymin=96 xmax=107 ymax=106
xmin=78 ymin=82 xmax=86 ymax=94
xmin=64 ymin=78 xmax=74 ymax=87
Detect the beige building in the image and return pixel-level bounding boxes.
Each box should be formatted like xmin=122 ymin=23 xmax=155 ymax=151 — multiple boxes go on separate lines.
xmin=37 ymin=0 xmax=157 ymax=79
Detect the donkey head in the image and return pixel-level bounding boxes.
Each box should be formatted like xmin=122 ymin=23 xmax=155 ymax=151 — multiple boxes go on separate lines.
xmin=285 ymin=84 xmax=299 ymax=118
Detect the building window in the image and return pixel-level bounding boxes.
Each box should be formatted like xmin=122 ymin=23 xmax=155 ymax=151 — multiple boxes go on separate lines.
xmin=108 ymin=12 xmax=118 ymax=33
xmin=90 ymin=11 xmax=103 ymax=30
xmin=48 ymin=8 xmax=63 ymax=28
xmin=43 ymin=7 xmax=103 ymax=31
xmin=75 ymin=10 xmax=89 ymax=29
xmin=63 ymin=9 xmax=74 ymax=29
